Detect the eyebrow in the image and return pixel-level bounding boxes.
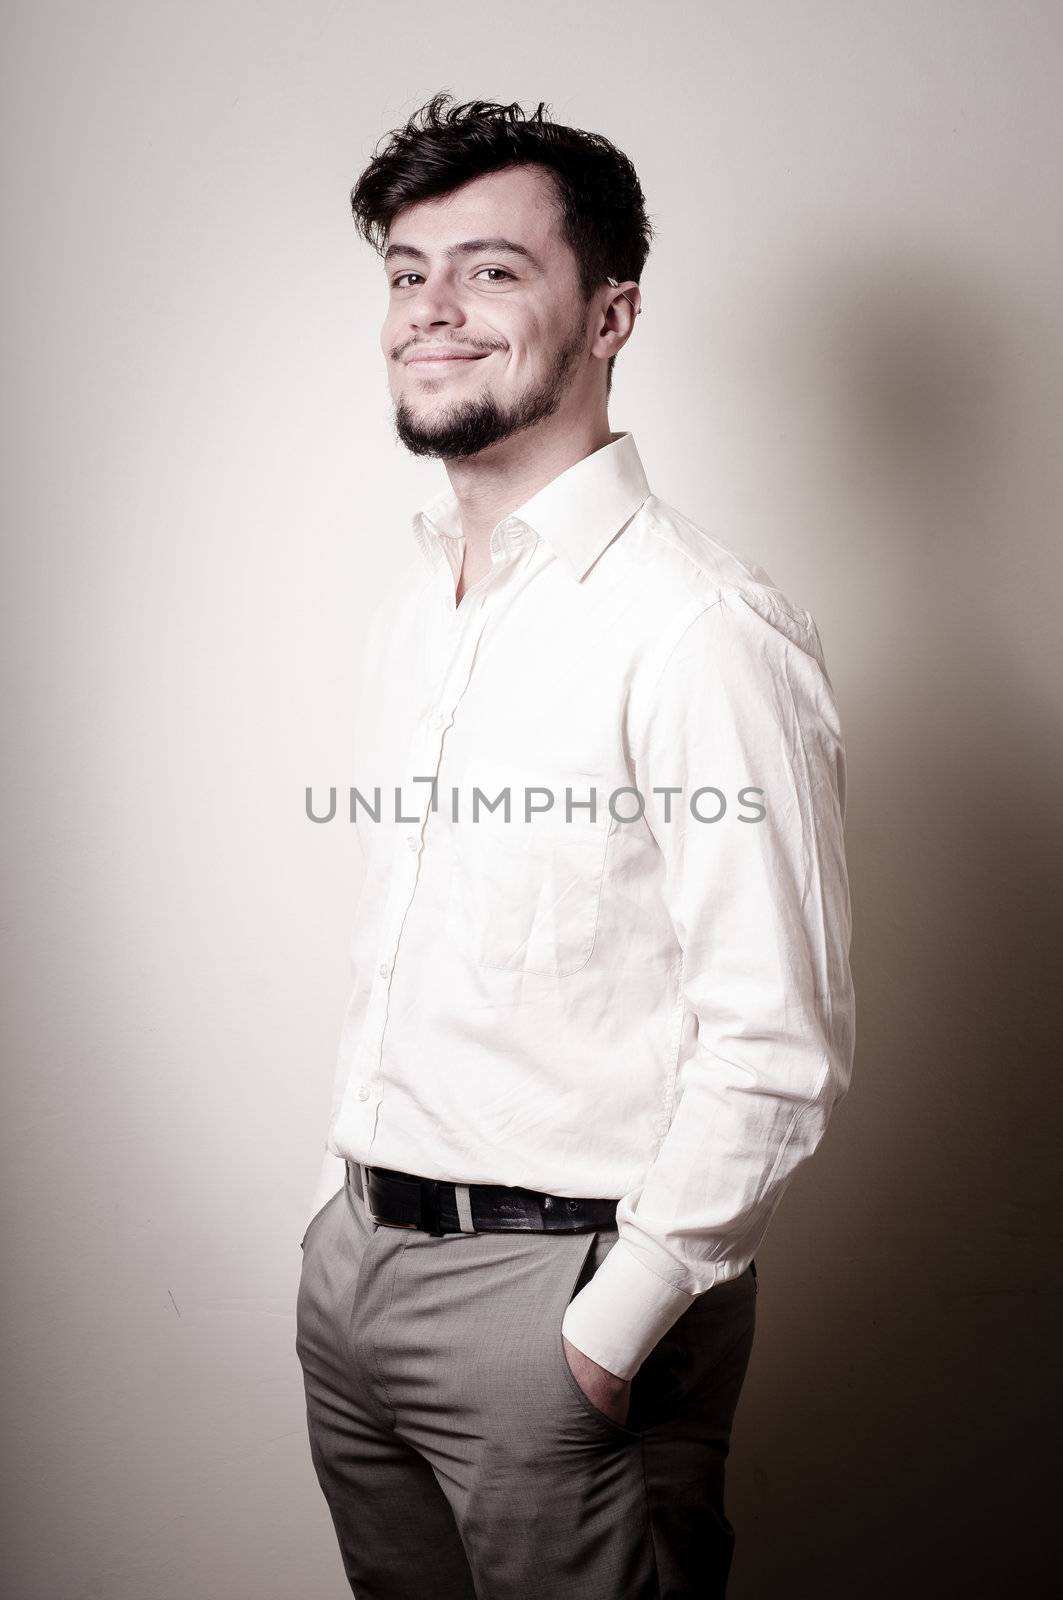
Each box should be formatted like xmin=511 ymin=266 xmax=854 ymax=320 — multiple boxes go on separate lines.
xmin=383 ymin=236 xmax=543 ymax=271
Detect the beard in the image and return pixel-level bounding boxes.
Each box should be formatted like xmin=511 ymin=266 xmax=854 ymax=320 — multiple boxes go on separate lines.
xmin=392 ymin=315 xmax=588 ymax=460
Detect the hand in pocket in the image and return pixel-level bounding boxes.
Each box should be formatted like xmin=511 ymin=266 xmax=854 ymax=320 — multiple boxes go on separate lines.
xmin=562 ymin=1335 xmax=633 ymax=1428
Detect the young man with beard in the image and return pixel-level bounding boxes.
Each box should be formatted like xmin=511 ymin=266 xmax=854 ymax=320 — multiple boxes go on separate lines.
xmin=296 ymin=92 xmax=856 ymax=1600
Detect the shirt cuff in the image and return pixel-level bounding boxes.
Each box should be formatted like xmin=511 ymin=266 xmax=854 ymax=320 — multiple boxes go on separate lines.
xmin=560 ymin=1237 xmax=697 ymax=1380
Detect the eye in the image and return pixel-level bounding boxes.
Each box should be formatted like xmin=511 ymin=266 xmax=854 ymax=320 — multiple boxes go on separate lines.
xmin=389 ymin=267 xmax=516 ymax=289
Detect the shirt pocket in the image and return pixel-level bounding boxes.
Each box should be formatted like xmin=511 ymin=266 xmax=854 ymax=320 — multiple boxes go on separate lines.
xmin=444 ymin=764 xmax=611 ymax=977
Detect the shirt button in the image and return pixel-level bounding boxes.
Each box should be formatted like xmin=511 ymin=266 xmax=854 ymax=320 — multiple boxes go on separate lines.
xmin=431 ymin=710 xmax=446 ymax=728
xmin=407 ymin=836 xmax=419 ymax=852
xmin=355 ymin=1084 xmax=370 ymax=1102
xmin=378 ymin=963 xmax=389 ymax=979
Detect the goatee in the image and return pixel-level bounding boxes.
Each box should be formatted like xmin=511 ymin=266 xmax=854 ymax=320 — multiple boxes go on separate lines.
xmin=393 ymin=321 xmax=586 ymax=460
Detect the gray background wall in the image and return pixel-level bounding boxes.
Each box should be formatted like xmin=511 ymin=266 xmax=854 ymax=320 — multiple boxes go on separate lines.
xmin=3 ymin=2 xmax=1059 ymax=1594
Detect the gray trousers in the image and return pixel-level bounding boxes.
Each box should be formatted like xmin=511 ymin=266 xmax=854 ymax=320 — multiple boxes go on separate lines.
xmin=296 ymin=1160 xmax=757 ymax=1599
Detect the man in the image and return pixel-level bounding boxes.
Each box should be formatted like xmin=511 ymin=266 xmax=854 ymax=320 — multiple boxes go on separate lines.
xmin=296 ymin=93 xmax=856 ymax=1600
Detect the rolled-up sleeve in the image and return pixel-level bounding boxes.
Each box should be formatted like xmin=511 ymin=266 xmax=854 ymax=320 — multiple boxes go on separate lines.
xmin=560 ymin=584 xmax=856 ymax=1379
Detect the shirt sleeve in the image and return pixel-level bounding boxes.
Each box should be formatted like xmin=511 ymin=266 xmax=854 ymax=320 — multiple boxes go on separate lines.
xmin=560 ymin=585 xmax=856 ymax=1379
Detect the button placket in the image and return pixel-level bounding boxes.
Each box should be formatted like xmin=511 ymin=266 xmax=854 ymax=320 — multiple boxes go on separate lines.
xmin=356 ymin=592 xmax=493 ymax=1133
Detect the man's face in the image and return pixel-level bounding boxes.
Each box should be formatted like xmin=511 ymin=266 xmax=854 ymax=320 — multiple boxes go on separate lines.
xmin=380 ymin=165 xmax=596 ymax=459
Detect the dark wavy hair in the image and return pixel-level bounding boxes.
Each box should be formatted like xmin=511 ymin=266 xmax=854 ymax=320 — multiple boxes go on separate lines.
xmin=350 ymin=92 xmax=655 ymax=396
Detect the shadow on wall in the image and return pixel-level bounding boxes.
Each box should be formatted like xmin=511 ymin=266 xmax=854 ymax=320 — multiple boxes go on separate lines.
xmin=728 ymin=247 xmax=1061 ymax=1597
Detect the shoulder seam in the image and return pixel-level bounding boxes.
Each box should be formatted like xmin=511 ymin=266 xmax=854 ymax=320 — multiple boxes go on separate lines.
xmin=642 ymin=501 xmax=728 ymax=594
xmin=641 ymin=501 xmax=817 ymax=633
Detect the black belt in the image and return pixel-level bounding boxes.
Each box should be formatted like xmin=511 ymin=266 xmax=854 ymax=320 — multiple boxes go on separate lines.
xmin=355 ymin=1162 xmax=619 ymax=1237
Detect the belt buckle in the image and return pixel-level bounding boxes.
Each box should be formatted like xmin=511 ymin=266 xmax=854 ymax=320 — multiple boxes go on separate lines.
xmin=419 ymin=1177 xmax=445 ymax=1237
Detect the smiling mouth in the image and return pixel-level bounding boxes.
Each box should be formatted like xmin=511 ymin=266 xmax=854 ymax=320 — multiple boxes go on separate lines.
xmin=405 ymin=351 xmax=491 ymax=366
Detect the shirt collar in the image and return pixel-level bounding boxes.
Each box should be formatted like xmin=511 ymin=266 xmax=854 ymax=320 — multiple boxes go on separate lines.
xmin=410 ymin=431 xmax=652 ymax=583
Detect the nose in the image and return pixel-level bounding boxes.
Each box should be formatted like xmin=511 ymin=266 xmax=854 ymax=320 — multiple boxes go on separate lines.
xmin=406 ymin=278 xmax=466 ymax=333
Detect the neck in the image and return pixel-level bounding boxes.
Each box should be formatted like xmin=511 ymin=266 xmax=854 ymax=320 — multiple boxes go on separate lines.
xmin=445 ymin=412 xmax=615 ymax=559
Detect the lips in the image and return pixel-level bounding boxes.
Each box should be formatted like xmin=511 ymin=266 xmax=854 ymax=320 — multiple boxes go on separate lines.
xmin=405 ymin=350 xmax=490 ymax=365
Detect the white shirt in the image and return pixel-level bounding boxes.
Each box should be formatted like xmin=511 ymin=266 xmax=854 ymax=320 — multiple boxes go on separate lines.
xmin=306 ymin=430 xmax=856 ymax=1381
